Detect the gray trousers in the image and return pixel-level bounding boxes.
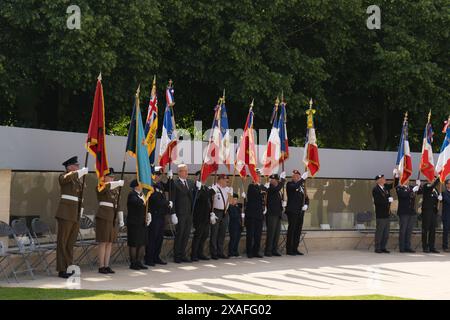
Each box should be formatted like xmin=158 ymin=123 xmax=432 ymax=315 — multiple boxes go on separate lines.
xmin=265 ymin=215 xmax=281 ymax=255
xmin=210 ymin=209 xmax=229 ymax=257
xmin=399 ymin=215 xmax=416 ymax=251
xmin=375 ymin=218 xmax=390 ymax=251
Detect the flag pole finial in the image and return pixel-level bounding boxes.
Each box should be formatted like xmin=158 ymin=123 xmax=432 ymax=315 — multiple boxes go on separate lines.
xmin=152 ymin=75 xmax=156 ymax=86
xmin=136 ymin=84 xmax=140 ymax=96
xmin=404 ymin=111 xmax=408 ymax=123
xmin=309 ymin=98 xmax=313 ymax=109
xmin=250 ymin=99 xmax=254 ymax=108
xmin=222 ymin=89 xmax=226 ymax=103
xmin=98 ymin=72 xmax=102 ymax=81
xmin=168 ymin=79 xmax=173 ymax=88
xmin=281 ymin=91 xmax=284 ymax=103
xmin=427 ymin=109 xmax=432 ymax=123
xmin=275 ymin=96 xmax=280 ymax=107
xmin=306 ymin=99 xmax=316 ymax=129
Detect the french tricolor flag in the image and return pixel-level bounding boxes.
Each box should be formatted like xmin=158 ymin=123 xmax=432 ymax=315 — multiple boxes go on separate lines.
xmin=158 ymin=84 xmax=177 ymax=170
xmin=261 ymin=103 xmax=281 ymax=176
xmin=420 ymin=121 xmax=435 ymax=182
xmin=396 ymin=115 xmax=413 ymax=185
xmin=436 ymin=118 xmax=450 ymax=183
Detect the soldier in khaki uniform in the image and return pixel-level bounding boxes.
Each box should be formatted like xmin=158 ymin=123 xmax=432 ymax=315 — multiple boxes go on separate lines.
xmin=55 ymin=156 xmax=88 ymax=278
xmin=95 ymin=168 xmax=124 ymax=274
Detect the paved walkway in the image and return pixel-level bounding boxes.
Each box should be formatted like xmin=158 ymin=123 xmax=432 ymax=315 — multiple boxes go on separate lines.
xmin=3 ymin=250 xmax=450 ymax=299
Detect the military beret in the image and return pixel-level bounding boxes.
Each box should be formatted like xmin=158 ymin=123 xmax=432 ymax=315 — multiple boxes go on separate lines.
xmin=375 ymin=174 xmax=384 ymax=181
xmin=292 ymin=169 xmax=301 ymax=175
xmin=269 ymin=174 xmax=280 ymax=180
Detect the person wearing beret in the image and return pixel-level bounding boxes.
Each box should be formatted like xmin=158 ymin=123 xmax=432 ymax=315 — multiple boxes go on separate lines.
xmin=191 ymin=170 xmax=215 ymax=261
xmin=286 ymin=169 xmax=309 ymax=256
xmin=144 ymin=166 xmax=172 ymax=266
xmin=372 ymin=174 xmax=394 ymax=253
xmin=264 ymin=172 xmax=286 ymax=257
xmin=55 ymin=156 xmax=88 ymax=278
xmin=227 ymin=193 xmax=243 ymax=257
xmin=95 ymin=168 xmax=124 ymax=274
xmin=127 ymin=179 xmax=149 ymax=270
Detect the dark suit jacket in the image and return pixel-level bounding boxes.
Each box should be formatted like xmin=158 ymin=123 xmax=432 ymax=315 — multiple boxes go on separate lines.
xmin=126 ymin=191 xmax=146 ymax=226
xmin=419 ymin=178 xmax=440 ymax=214
xmin=372 ymin=182 xmax=393 ymax=219
xmin=442 ymin=189 xmax=450 ymax=219
xmin=193 ymin=186 xmax=215 ymax=226
xmin=395 ymin=177 xmax=418 ymax=216
xmin=148 ymin=181 xmax=170 ymax=217
xmin=169 ymin=178 xmax=195 ymax=217
xmin=286 ymin=179 xmax=309 ymax=213
xmin=266 ymin=180 xmax=285 ymax=217
xmin=245 ymin=183 xmax=267 ymax=220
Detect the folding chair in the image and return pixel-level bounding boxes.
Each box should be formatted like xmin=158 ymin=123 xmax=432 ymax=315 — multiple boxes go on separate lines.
xmin=111 ymin=225 xmax=129 ymax=265
xmin=31 ymin=218 xmax=57 ymax=274
xmin=0 ymin=221 xmax=15 ymax=283
xmin=74 ymin=215 xmax=97 ymax=270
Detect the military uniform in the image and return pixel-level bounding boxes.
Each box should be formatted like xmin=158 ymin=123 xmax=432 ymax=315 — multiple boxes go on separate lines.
xmin=265 ymin=176 xmax=285 ymax=256
xmin=191 ymin=185 xmax=215 ymax=261
xmin=244 ymin=183 xmax=267 ymax=258
xmin=95 ymin=183 xmax=120 ymax=243
xmin=394 ymin=177 xmax=418 ymax=252
xmin=286 ymin=178 xmax=309 ymax=255
xmin=55 ymin=170 xmax=83 ymax=273
xmin=372 ymin=176 xmax=393 ymax=253
xmin=418 ymin=178 xmax=440 ymax=252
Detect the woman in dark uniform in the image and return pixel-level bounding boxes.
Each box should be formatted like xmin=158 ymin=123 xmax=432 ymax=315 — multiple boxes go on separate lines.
xmin=127 ymin=179 xmax=149 ymax=270
xmin=95 ymin=168 xmax=124 ymax=274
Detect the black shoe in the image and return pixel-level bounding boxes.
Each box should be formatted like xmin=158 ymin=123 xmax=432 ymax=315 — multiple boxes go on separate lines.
xmin=174 ymin=258 xmax=182 ymax=264
xmin=105 ymin=266 xmax=115 ymax=274
xmin=130 ymin=263 xmax=140 ymax=270
xmin=406 ymin=249 xmax=416 ymax=253
xmin=254 ymin=254 xmax=263 ymax=258
xmin=423 ymin=249 xmax=430 ymax=253
xmin=98 ymin=267 xmax=108 ymax=274
xmin=137 ymin=262 xmax=148 ymax=269
xmin=155 ymin=258 xmax=167 ymax=265
xmin=382 ymin=249 xmax=390 ymax=253
xmin=211 ymin=255 xmax=219 ymax=260
xmin=247 ymin=254 xmax=254 ymax=259
xmin=218 ymin=254 xmax=229 ymax=259
xmin=272 ymin=252 xmax=282 ymax=257
xmin=264 ymin=253 xmax=272 ymax=257
xmin=145 ymin=261 xmax=155 ymax=267
xmin=191 ymin=256 xmax=199 ymax=262
xmin=399 ymin=250 xmax=406 ymax=253
xmin=375 ymin=249 xmax=383 ymax=253
xmin=430 ymin=249 xmax=440 ymax=253
xmin=295 ymin=250 xmax=304 ymax=256
xmin=58 ymin=271 xmax=73 ymax=279
xmin=287 ymin=252 xmax=296 ymax=256
xmin=198 ymin=255 xmax=210 ymax=261
xmin=181 ymin=257 xmax=192 ymax=263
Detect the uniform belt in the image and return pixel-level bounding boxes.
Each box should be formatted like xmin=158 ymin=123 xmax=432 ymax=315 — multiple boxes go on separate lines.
xmin=99 ymin=201 xmax=114 ymax=208
xmin=214 ymin=208 xmax=225 ymax=212
xmin=61 ymin=194 xmax=79 ymax=202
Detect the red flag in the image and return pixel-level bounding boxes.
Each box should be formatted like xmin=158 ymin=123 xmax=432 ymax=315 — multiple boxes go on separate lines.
xmin=201 ymin=103 xmax=221 ymax=183
xmin=302 ymin=101 xmax=320 ymax=176
xmin=420 ymin=114 xmax=435 ymax=182
xmin=86 ymin=75 xmax=109 ymax=191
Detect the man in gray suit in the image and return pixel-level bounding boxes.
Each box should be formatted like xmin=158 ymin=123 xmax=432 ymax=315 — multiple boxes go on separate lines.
xmin=169 ymin=164 xmax=200 ymax=263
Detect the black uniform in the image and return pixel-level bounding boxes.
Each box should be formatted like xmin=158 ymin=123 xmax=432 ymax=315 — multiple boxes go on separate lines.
xmin=191 ymin=186 xmax=215 ymax=260
xmin=286 ymin=179 xmax=309 ymax=255
xmin=372 ymin=182 xmax=393 ymax=252
xmin=395 ymin=177 xmax=418 ymax=252
xmin=244 ymin=183 xmax=267 ymax=258
xmin=418 ymin=178 xmax=440 ymax=252
xmin=265 ymin=179 xmax=285 ymax=256
xmin=145 ymin=181 xmax=170 ymax=265
xmin=228 ymin=204 xmax=242 ymax=257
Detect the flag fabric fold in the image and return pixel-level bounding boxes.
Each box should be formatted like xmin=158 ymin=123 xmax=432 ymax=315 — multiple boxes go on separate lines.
xmin=420 ymin=120 xmax=435 ymax=182
xmin=86 ymin=77 xmax=109 ymax=191
xmin=262 ymin=102 xmax=281 ymax=176
xmin=278 ymin=101 xmax=289 ymax=164
xmin=302 ymin=104 xmax=320 ymax=177
xmin=158 ymin=83 xmax=177 ymax=170
xmin=436 ymin=118 xmax=450 ymax=183
xmin=144 ymin=77 xmax=158 ymax=165
xmin=219 ymin=100 xmax=231 ymax=170
xmin=201 ymin=102 xmax=221 ymax=183
xmin=396 ymin=115 xmax=413 ymax=185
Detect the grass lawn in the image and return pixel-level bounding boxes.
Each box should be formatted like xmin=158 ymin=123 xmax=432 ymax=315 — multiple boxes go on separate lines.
xmin=0 ymin=287 xmax=409 ymax=300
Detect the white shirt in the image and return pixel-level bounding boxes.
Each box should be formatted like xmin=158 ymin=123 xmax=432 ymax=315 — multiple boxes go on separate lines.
xmin=212 ymin=185 xmax=233 ymax=210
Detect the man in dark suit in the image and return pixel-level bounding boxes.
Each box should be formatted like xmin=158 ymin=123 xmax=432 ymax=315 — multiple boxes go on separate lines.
xmin=442 ymin=179 xmax=450 ymax=252
xmin=418 ymin=177 xmax=441 ymax=253
xmin=286 ymin=169 xmax=309 ymax=256
xmin=264 ymin=172 xmax=286 ymax=257
xmin=244 ymin=169 xmax=267 ymax=258
xmin=169 ymin=164 xmax=198 ymax=263
xmin=372 ymin=174 xmax=394 ymax=253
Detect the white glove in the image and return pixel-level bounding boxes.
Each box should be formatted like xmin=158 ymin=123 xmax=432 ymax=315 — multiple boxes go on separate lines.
xmin=280 ymin=171 xmax=286 ymax=179
xmin=168 ymin=201 xmax=173 ymax=209
xmin=264 ymin=182 xmax=270 ymax=189
xmin=241 ymin=213 xmax=245 ymax=219
xmin=80 ymin=207 xmax=84 ymax=217
xmin=109 ymin=180 xmax=124 ymax=190
xmin=77 ymin=167 xmax=89 ymax=179
xmin=438 ymin=194 xmax=443 ymax=201
xmin=393 ymin=168 xmax=399 ymax=178
xmin=118 ymin=211 xmax=124 ymax=227
xmin=226 ymin=187 xmax=233 ymax=194
xmin=412 ymin=186 xmax=420 ymax=193
xmin=196 ymin=180 xmax=202 ymax=190
xmin=282 ymin=200 xmax=287 ymax=208
xmin=302 ymin=204 xmax=308 ymax=211
xmin=301 ymin=172 xmax=309 ymax=180
xmin=146 ymin=212 xmax=152 ymax=226
xmin=263 ymin=207 xmax=267 ymax=215
xmin=388 ymin=197 xmax=393 ymax=203
xmin=241 ymin=192 xmax=246 ymax=199
xmin=167 ymin=170 xmax=173 ymax=179
xmin=416 ymin=180 xmax=421 ymax=186
xmin=171 ymin=214 xmax=178 ymax=225
xmin=210 ymin=212 xmax=217 ymax=225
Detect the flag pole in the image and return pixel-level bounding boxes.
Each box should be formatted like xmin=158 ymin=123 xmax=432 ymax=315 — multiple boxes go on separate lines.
xmin=280 ymin=93 xmax=287 ymax=204
xmin=302 ymin=98 xmax=314 ymax=212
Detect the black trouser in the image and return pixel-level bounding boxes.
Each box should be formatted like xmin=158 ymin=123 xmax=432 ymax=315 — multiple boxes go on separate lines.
xmin=286 ymin=211 xmax=304 ymax=254
xmin=228 ymin=218 xmax=242 ymax=256
xmin=398 ymin=214 xmax=416 ymax=251
xmin=145 ymin=214 xmax=165 ymax=264
xmin=245 ymin=217 xmax=263 ymax=257
xmin=422 ymin=210 xmax=437 ymax=251
xmin=191 ymin=221 xmax=209 ymax=259
xmin=210 ymin=209 xmax=228 ymax=257
xmin=265 ymin=215 xmax=281 ymax=255
xmin=375 ymin=218 xmax=390 ymax=251
xmin=442 ymin=214 xmax=449 ymax=250
xmin=173 ymin=214 xmax=192 ymax=260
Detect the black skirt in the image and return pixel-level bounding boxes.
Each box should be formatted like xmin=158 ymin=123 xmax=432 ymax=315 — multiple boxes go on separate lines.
xmin=127 ymin=223 xmax=147 ymax=247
